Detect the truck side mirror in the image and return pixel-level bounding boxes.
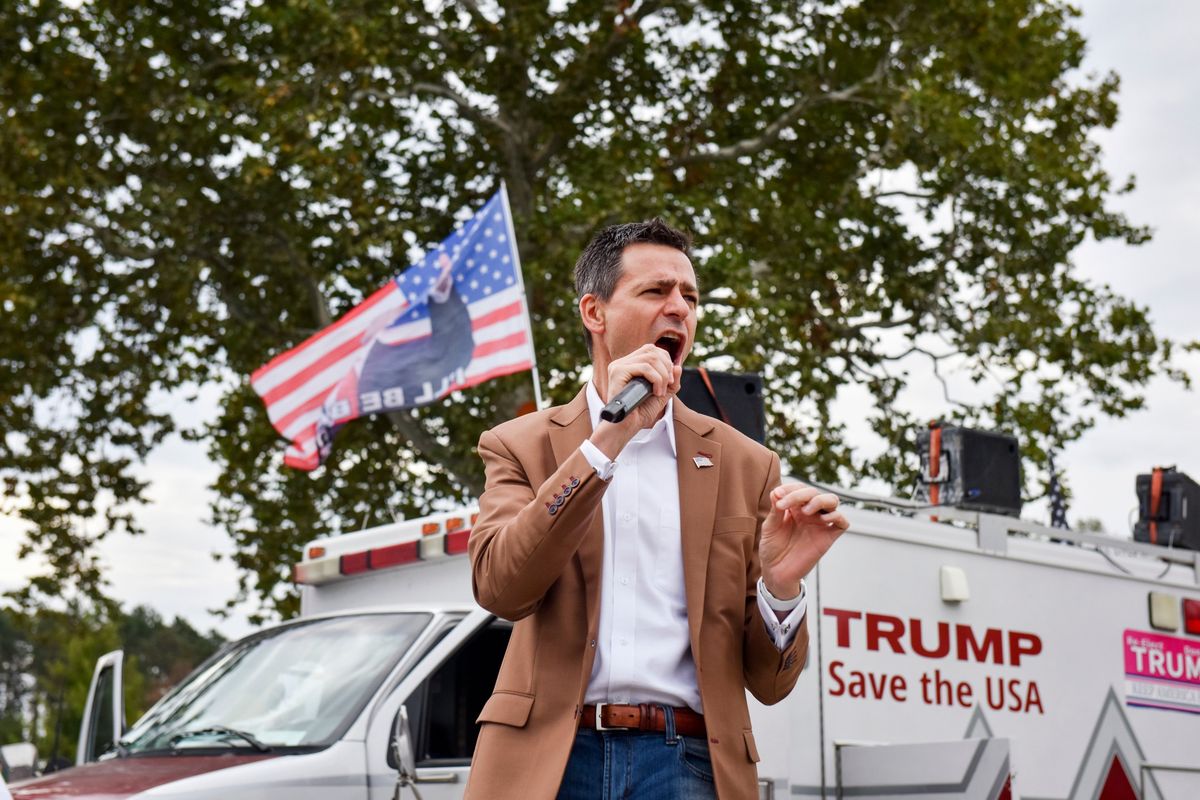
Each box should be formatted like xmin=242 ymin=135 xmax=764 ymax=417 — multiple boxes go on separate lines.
xmin=391 ymin=705 xmax=418 ymax=783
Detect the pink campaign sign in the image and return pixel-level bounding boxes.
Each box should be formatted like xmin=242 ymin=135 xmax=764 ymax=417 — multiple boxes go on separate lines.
xmin=1123 ymin=630 xmax=1200 ymax=683
xmin=1123 ymin=629 xmax=1200 ymax=715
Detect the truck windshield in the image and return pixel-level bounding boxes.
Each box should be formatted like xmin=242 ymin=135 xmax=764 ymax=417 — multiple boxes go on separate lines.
xmin=118 ymin=612 xmax=431 ymax=754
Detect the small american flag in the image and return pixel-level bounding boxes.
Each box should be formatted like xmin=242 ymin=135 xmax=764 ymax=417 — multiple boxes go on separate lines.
xmin=251 ymin=189 xmax=535 ymax=470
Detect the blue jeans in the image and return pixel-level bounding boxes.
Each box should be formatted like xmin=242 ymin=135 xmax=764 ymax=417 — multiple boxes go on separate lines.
xmin=556 ymin=707 xmax=717 ymax=799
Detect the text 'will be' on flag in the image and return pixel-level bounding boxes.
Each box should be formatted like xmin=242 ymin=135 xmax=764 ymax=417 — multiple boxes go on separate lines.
xmin=251 ymin=189 xmax=536 ymax=470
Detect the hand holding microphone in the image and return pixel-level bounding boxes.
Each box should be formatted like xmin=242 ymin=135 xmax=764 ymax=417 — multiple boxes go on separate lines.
xmin=592 ymin=344 xmax=682 ymax=457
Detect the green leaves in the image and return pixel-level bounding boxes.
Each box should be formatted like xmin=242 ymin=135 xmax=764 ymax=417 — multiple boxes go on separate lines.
xmin=0 ymin=0 xmax=1187 ymax=619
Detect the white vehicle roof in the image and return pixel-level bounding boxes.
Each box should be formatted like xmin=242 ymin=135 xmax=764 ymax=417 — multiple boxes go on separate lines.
xmin=291 ymin=483 xmax=1200 ymax=631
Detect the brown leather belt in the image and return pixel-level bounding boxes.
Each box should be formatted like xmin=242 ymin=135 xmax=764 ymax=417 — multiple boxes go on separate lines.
xmin=580 ymin=703 xmax=706 ymax=738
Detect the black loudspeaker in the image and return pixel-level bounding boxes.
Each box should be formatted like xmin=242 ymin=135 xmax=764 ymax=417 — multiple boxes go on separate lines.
xmin=916 ymin=424 xmax=1022 ymax=516
xmin=1133 ymin=467 xmax=1200 ymax=549
xmin=677 ymin=368 xmax=766 ymax=444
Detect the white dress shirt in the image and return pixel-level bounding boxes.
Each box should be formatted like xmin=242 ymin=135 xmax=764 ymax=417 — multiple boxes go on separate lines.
xmin=578 ymin=382 xmax=806 ymax=713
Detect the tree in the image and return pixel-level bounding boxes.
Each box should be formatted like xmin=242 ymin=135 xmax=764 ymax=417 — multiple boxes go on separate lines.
xmin=117 ymin=606 xmax=225 ymax=708
xmin=0 ymin=610 xmax=29 ymax=746
xmin=0 ymin=602 xmax=125 ymax=764
xmin=0 ymin=601 xmax=223 ymax=764
xmin=1 ymin=0 xmax=1190 ymax=619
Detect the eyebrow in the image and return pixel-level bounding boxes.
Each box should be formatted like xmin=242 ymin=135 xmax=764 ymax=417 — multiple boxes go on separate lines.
xmin=639 ymin=278 xmax=701 ymax=297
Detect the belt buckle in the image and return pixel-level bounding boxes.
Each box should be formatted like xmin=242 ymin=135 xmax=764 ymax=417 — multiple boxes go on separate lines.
xmin=594 ymin=703 xmax=615 ymax=731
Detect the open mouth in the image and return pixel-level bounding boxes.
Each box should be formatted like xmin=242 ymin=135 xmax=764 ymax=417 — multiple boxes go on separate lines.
xmin=654 ymin=333 xmax=684 ymax=365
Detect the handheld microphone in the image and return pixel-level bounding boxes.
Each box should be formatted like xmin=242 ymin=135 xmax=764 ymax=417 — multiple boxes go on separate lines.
xmin=599 ymin=378 xmax=652 ymax=423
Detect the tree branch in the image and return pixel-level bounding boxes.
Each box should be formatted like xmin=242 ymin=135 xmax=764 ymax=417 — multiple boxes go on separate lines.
xmin=672 ymin=46 xmax=895 ymax=167
xmin=847 ymin=313 xmax=918 ymax=333
xmin=460 ymin=0 xmax=496 ymax=30
xmin=529 ymin=0 xmax=672 ymax=172
xmin=74 ymin=221 xmax=158 ymax=263
xmin=871 ymin=189 xmax=935 ymax=200
xmin=880 ymin=344 xmax=956 ymax=362
xmin=802 ymin=307 xmax=920 ymax=340
xmin=408 ymin=81 xmax=516 ymax=137
xmin=386 ymin=411 xmax=484 ymax=497
xmin=842 ymin=349 xmax=899 ymax=388
xmin=878 ymin=344 xmax=970 ymax=409
xmin=204 ymin=249 xmax=288 ymax=334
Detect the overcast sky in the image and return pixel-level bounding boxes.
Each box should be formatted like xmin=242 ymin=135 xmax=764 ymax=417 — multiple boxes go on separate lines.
xmin=1056 ymin=0 xmax=1200 ymax=533
xmin=1 ymin=0 xmax=1197 ymax=641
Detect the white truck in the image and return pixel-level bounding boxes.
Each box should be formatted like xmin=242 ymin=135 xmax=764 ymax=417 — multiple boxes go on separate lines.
xmin=10 ymin=488 xmax=1200 ymax=799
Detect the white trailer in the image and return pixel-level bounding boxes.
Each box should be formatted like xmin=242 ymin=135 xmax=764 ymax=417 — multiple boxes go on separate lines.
xmin=754 ymin=489 xmax=1200 ymax=800
xmin=13 ymin=491 xmax=1200 ymax=799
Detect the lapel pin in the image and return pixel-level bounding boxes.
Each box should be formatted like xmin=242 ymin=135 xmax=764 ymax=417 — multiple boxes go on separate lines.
xmin=693 ymin=453 xmax=714 ymax=469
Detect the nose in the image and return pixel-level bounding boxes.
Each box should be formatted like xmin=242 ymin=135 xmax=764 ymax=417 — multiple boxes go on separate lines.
xmin=664 ymin=286 xmax=690 ymax=318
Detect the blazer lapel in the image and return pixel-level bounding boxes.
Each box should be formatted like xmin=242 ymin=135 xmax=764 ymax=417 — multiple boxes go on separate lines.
xmin=547 ymin=385 xmax=592 ymax=465
xmin=548 ymin=387 xmax=604 ymax=636
xmin=673 ymin=400 xmax=720 ymax=666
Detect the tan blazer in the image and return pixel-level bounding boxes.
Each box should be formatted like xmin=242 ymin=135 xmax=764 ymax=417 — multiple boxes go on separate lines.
xmin=465 ymin=388 xmax=807 ymax=800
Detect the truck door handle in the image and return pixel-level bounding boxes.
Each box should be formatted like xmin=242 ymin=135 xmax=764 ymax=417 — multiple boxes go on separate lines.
xmin=416 ymin=772 xmax=459 ymax=784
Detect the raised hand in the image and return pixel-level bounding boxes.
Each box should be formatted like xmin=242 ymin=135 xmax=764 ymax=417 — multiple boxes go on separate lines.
xmin=759 ymin=483 xmax=849 ymax=599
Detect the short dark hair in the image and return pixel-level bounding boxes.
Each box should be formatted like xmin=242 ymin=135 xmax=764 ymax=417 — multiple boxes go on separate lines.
xmin=573 ymin=218 xmax=693 ymax=357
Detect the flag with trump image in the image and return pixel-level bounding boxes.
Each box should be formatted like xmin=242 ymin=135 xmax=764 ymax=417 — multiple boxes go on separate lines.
xmin=251 ymin=190 xmax=535 ymax=470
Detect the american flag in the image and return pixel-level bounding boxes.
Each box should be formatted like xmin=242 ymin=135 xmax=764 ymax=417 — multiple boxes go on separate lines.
xmin=251 ymin=189 xmax=535 ymax=470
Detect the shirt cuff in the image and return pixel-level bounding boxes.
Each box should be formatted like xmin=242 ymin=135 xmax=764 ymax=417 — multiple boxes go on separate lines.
xmin=757 ymin=577 xmax=807 ymax=651
xmin=580 ymin=439 xmax=618 ymax=482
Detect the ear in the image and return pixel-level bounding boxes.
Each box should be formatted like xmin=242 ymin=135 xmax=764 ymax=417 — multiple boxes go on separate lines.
xmin=579 ymin=293 xmax=606 ymax=339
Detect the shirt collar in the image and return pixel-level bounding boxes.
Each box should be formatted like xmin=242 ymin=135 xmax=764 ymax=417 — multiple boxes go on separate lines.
xmin=586 ymin=380 xmax=677 ymax=457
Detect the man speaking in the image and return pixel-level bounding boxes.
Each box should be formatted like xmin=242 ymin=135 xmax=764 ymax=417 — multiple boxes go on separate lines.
xmin=466 ymin=219 xmax=848 ymax=799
